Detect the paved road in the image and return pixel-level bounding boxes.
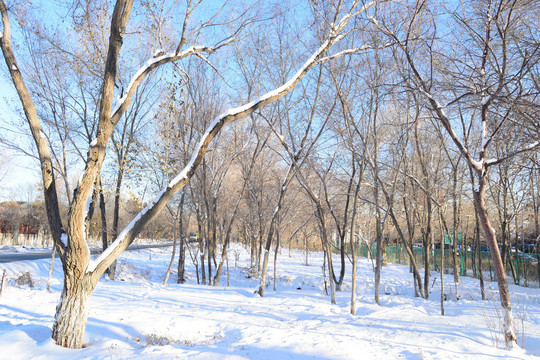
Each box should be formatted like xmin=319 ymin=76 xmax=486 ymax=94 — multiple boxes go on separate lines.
xmin=0 ymin=242 xmax=173 ymax=263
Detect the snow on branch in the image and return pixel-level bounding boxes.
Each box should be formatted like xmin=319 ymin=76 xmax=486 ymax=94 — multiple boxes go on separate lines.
xmin=166 ymin=38 xmax=333 ymax=189
xmin=333 ymin=1 xmax=376 ymax=35
xmin=111 ymin=45 xmax=215 ymax=119
xmin=87 ymin=2 xmax=379 ymax=277
xmin=109 ymin=37 xmax=236 ymax=126
xmin=486 ymin=140 xmax=540 ymax=167
xmin=316 ymin=42 xmax=394 ymax=64
xmin=86 ymin=188 xmax=166 ymax=273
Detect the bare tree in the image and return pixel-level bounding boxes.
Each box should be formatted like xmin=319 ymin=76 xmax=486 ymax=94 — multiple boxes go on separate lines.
xmin=1 ymin=0 xmax=382 ymax=348
xmin=373 ymin=0 xmax=540 ymax=347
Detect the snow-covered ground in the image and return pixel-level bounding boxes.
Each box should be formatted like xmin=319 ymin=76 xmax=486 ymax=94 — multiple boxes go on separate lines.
xmin=1 ymin=243 xmax=539 ymax=359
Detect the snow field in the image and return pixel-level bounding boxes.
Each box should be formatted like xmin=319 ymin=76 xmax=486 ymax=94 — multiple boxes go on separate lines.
xmin=0 ymin=243 xmax=539 ymax=359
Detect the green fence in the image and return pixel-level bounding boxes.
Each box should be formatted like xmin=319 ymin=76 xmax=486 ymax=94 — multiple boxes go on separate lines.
xmin=357 ymin=244 xmax=540 ymax=288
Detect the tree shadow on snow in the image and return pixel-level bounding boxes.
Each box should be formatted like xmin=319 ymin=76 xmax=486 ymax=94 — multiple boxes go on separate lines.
xmin=0 ymin=320 xmax=51 ymax=344
xmin=85 ymin=316 xmax=145 ymax=345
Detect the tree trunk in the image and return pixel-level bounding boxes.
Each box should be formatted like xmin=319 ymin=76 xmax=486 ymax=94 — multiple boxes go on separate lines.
xmin=325 ymin=240 xmax=336 ymax=304
xmin=206 ymin=234 xmax=212 ymax=284
xmin=257 ymin=232 xmax=262 ymax=273
xmin=314 ymin=205 xmax=336 ymax=304
xmin=374 ymin=228 xmax=382 ymax=305
xmin=258 ymin=170 xmax=291 ymax=296
xmin=439 ymin=213 xmax=445 ymax=316
xmin=273 ymin=229 xmax=279 ymax=291
xmin=305 ymin=235 xmax=309 ymax=265
xmin=51 ymin=274 xmax=96 ymax=349
xmin=387 ymin=206 xmax=425 ymax=299
xmin=109 ymin=172 xmax=123 ymax=281
xmin=47 ymin=247 xmax=55 ymax=292
xmin=213 ymin=183 xmax=247 ymax=285
xmin=451 ymin=169 xmax=460 ymax=284
xmin=423 ymin=199 xmax=433 ymax=300
xmin=374 ymin=176 xmax=383 ymax=305
xmin=177 ymin=193 xmax=186 ymax=284
xmin=350 ymin=182 xmax=359 ymax=315
xmin=258 ymin=239 xmax=272 ymax=296
xmin=163 ymin=221 xmax=178 ymax=286
xmin=474 ymin=178 xmax=516 ymax=346
xmin=200 ymin=241 xmax=206 ymax=285
xmin=336 ymin=232 xmax=346 ymax=291
xmin=250 ymin=232 xmax=256 ymax=273
xmin=441 ymin=234 xmax=445 ymax=316
xmin=178 ymin=234 xmax=186 ymax=284
xmin=99 ymin=181 xmax=108 ymax=253
xmin=475 ymin=211 xmax=486 ymax=300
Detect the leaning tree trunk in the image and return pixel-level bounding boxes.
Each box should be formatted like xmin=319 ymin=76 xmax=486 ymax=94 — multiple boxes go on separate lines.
xmin=474 ymin=177 xmax=517 ymax=347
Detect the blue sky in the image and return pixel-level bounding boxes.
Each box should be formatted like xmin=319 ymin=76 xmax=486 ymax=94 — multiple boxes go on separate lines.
xmin=0 ymin=0 xmax=315 ymax=203
xmin=0 ymin=75 xmax=41 ymax=201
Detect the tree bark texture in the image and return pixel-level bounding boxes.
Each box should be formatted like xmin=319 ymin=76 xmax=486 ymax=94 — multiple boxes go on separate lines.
xmin=51 ymin=274 xmax=97 ymax=348
xmin=474 ymin=176 xmax=516 ymax=345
